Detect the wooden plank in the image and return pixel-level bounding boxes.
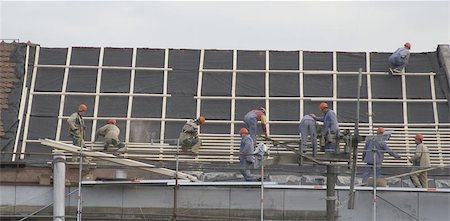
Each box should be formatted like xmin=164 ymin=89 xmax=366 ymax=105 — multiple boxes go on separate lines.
xmin=40 ymin=139 xmax=198 ymax=182
xmin=384 ymin=165 xmax=450 ymax=180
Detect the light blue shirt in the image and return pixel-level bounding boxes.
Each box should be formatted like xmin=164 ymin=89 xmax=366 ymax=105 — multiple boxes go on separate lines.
xmin=389 ymin=47 xmax=410 ymax=66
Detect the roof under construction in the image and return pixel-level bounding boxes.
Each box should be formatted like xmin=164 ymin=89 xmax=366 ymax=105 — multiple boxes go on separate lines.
xmin=1 ymin=42 xmax=450 ymax=221
xmin=1 ymin=44 xmax=449 ymax=164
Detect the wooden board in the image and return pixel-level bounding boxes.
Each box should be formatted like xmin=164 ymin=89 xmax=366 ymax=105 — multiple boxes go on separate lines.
xmin=40 ymin=139 xmax=198 ymax=182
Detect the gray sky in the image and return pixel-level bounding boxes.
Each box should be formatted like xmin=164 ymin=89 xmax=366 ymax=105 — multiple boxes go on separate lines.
xmin=1 ymin=1 xmax=449 ymax=52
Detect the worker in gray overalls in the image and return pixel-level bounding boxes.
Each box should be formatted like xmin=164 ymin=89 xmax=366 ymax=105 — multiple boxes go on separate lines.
xmin=299 ymin=114 xmax=318 ymax=157
xmin=67 ymin=104 xmax=87 ymax=148
xmin=95 ymin=119 xmax=125 ymax=151
xmin=179 ymin=116 xmax=205 ymax=154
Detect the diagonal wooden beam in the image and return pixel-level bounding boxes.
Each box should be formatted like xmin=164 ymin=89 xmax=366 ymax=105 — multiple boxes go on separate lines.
xmin=40 ymin=139 xmax=198 ymax=182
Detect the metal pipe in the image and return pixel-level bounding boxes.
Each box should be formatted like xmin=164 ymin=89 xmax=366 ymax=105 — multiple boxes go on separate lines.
xmin=53 ymin=150 xmax=66 ymax=221
xmin=326 ymin=165 xmax=336 ymax=221
xmin=76 ymin=146 xmax=84 ymax=221
xmin=373 ymin=151 xmax=377 ymax=221
xmin=260 ymin=161 xmax=264 ymax=221
xmin=348 ymin=68 xmax=362 ymax=209
xmin=170 ymin=139 xmax=180 ymax=221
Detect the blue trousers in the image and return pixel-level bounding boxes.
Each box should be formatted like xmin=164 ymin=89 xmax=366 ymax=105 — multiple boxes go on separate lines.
xmin=244 ymin=113 xmax=258 ymax=144
xmin=299 ymin=119 xmax=317 ymax=154
xmin=362 ymin=164 xmax=381 ymax=184
xmin=239 ymin=158 xmax=258 ymax=181
xmin=389 ymin=56 xmax=407 ymax=71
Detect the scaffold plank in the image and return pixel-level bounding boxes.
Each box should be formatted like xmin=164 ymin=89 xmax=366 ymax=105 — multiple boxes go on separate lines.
xmin=39 ymin=138 xmax=198 ymax=182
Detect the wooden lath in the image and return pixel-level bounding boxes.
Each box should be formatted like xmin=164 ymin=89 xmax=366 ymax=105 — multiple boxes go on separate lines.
xmin=40 ymin=138 xmax=198 ymax=182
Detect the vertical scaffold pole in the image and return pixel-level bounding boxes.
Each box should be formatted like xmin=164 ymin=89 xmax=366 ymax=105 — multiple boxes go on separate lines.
xmin=326 ymin=165 xmax=336 ymax=221
xmin=171 ymin=139 xmax=180 ymax=221
xmin=348 ymin=68 xmax=363 ymax=209
xmin=53 ymin=150 xmax=66 ymax=221
xmin=76 ymin=146 xmax=84 ymax=221
xmin=373 ymin=151 xmax=377 ymax=221
xmin=260 ymin=161 xmax=264 ymax=221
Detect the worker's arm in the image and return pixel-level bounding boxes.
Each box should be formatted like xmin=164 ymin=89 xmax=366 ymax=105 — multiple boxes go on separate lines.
xmin=242 ymin=138 xmax=255 ymax=162
xmin=409 ymin=145 xmax=422 ymax=163
xmin=383 ymin=143 xmax=400 ymax=159
xmin=312 ymin=115 xmax=324 ymax=122
xmin=67 ymin=113 xmax=78 ymax=131
xmin=182 ymin=122 xmax=197 ymax=134
xmin=399 ymin=48 xmax=409 ymax=59
xmin=260 ymin=115 xmax=268 ymax=136
xmin=95 ymin=125 xmax=106 ymax=141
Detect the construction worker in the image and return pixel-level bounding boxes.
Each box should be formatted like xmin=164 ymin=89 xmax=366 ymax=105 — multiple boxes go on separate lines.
xmin=178 ymin=116 xmax=205 ymax=154
xmin=67 ymin=104 xmax=87 ymax=148
xmin=311 ymin=102 xmax=339 ymax=153
xmin=408 ymin=133 xmax=430 ymax=188
xmin=389 ymin=42 xmax=411 ymax=74
xmin=299 ymin=114 xmax=318 ymax=156
xmin=361 ymin=127 xmax=401 ymax=184
xmin=95 ymin=119 xmax=125 ymax=151
xmin=239 ymin=127 xmax=259 ymax=181
xmin=244 ymin=107 xmax=268 ymax=144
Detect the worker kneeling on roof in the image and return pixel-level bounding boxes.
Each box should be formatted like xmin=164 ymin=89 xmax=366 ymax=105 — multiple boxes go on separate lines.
xmin=95 ymin=119 xmax=125 ymax=151
xmin=179 ymin=116 xmax=205 ymax=154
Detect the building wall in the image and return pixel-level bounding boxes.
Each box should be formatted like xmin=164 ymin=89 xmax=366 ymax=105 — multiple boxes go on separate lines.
xmin=1 ymin=184 xmax=449 ymax=220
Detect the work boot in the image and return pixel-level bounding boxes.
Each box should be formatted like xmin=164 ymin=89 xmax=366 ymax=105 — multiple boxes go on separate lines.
xmin=117 ymin=147 xmax=127 ymax=153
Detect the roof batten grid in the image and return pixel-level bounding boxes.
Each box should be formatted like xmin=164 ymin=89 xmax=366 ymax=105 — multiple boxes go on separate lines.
xmin=35 ymin=64 xmax=172 ymax=71
xmin=230 ymin=50 xmax=237 ymax=162
xmin=199 ymin=68 xmax=435 ymax=76
xmin=430 ymin=73 xmax=444 ymax=165
xmin=265 ymin=50 xmax=270 ymax=135
xmin=14 ymin=48 xmax=448 ymax=167
xmin=361 ymin=52 xmax=372 ymax=164
xmin=159 ymin=48 xmax=170 ymax=159
xmin=18 ymin=46 xmax=40 ymax=161
xmin=333 ymin=51 xmax=338 ymax=115
xmin=125 ymin=48 xmax=137 ymax=144
xmin=299 ymin=50 xmax=304 ymax=119
xmin=401 ymin=69 xmax=410 ymax=163
xmin=12 ymin=44 xmax=30 ymax=161
xmin=55 ymin=47 xmax=72 ymax=142
xmin=366 ymin=52 xmax=373 ymax=136
xmin=31 ymin=92 xmax=170 ymax=97
xmin=193 ymin=96 xmax=446 ymax=102
xmin=195 ymin=49 xmax=205 ymax=161
xmin=90 ymin=47 xmax=104 ymax=147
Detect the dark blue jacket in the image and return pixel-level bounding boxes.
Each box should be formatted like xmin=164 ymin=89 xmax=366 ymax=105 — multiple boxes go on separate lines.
xmin=363 ymin=135 xmax=400 ymax=165
xmin=314 ymin=109 xmax=339 ymax=135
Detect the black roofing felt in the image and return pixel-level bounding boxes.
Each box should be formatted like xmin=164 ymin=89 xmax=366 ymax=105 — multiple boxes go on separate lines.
xmin=1 ymin=46 xmax=450 ymax=162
